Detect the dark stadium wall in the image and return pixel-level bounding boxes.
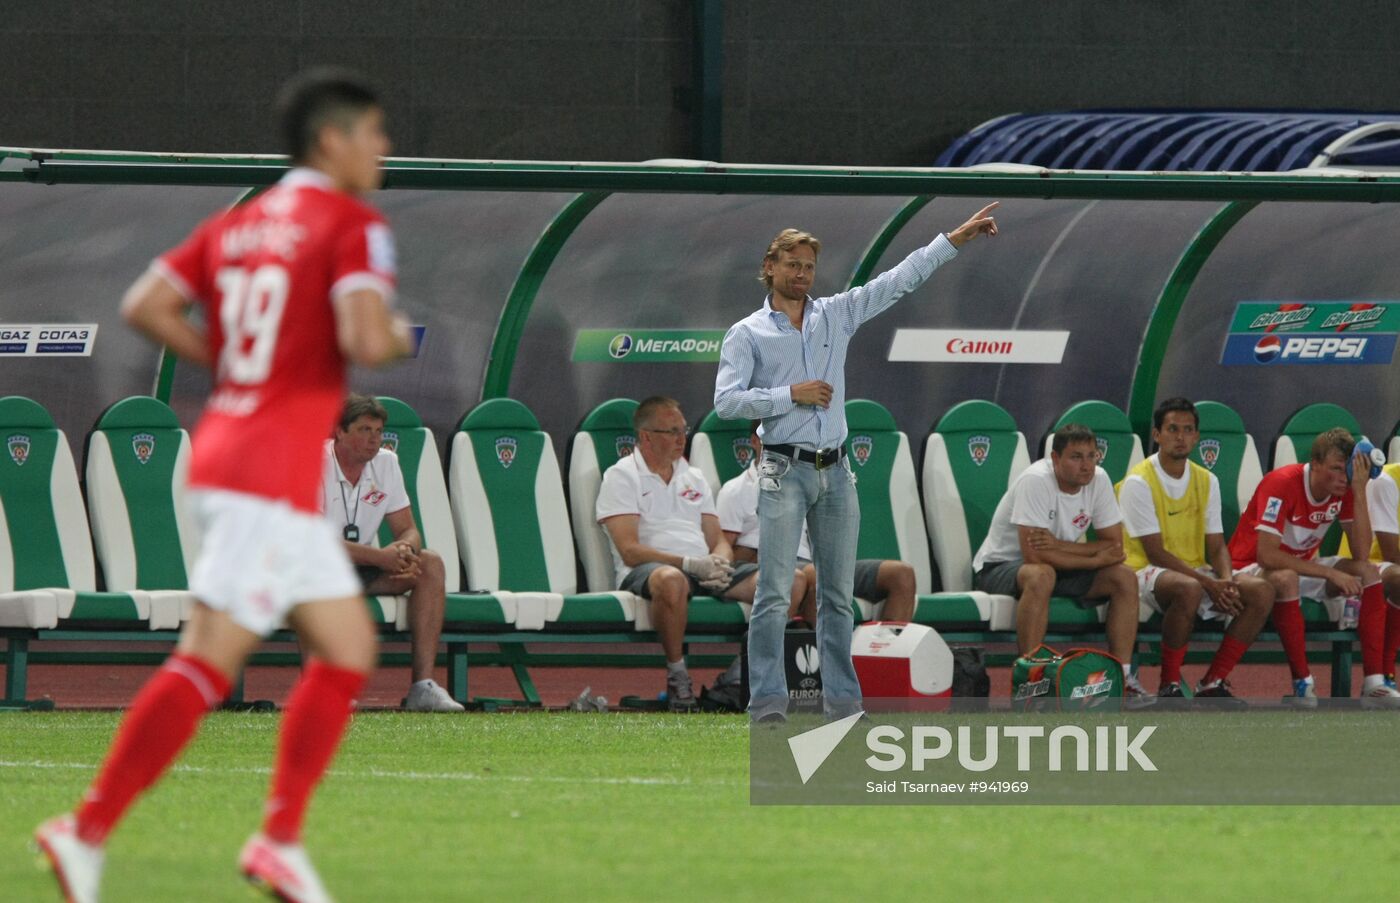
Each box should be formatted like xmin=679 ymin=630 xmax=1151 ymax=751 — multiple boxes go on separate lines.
xmin=3 ymin=1 xmax=1399 ymax=165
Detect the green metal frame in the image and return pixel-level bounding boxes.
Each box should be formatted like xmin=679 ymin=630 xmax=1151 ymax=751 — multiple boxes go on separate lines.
xmin=1127 ymin=201 xmax=1257 ymax=441
xmin=846 ymin=196 xmax=934 ymax=289
xmin=481 ymin=191 xmax=609 ymax=398
xmin=10 ymin=147 xmax=1400 ymax=201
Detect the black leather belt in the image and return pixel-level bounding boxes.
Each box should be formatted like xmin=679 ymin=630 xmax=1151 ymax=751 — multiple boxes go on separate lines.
xmin=765 ymin=443 xmax=845 ymax=469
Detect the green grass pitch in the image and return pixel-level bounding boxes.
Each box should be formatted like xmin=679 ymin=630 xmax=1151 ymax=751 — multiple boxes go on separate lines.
xmin=1 ymin=712 xmax=1395 ymax=902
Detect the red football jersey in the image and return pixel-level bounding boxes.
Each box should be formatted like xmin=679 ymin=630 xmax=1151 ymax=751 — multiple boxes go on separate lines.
xmin=1229 ymin=463 xmax=1354 ymax=568
xmin=155 ymin=168 xmax=396 ymax=513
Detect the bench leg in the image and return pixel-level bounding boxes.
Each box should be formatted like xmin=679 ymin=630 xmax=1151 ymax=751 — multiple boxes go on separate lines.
xmin=447 ymin=642 xmax=468 ymax=705
xmin=1331 ymin=639 xmax=1353 ymax=698
xmin=0 ymin=634 xmax=54 ymax=711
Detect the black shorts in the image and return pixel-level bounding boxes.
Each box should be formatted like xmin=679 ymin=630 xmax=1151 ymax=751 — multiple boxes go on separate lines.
xmin=976 ymin=559 xmax=1099 ymax=607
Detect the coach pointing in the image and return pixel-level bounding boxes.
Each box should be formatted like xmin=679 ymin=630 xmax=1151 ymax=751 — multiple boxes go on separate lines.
xmin=714 ymin=205 xmax=1000 ymax=722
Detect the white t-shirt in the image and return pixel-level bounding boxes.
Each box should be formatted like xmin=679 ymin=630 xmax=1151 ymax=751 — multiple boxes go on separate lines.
xmin=716 ymin=464 xmax=813 ymax=560
xmin=1119 ymin=453 xmax=1224 ymax=538
xmin=595 ymin=452 xmax=716 ymax=586
xmin=973 ymin=458 xmax=1123 ymax=573
xmin=1369 ymin=470 xmax=1400 ymax=538
xmin=321 ymin=440 xmax=411 ymax=546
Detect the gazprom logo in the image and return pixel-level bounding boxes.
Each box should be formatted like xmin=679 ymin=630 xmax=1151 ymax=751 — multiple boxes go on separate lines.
xmin=608 ymin=333 xmax=634 ymax=359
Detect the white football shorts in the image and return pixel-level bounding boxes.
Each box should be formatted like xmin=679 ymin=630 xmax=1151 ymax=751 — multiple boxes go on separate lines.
xmin=1136 ymin=565 xmax=1228 ymax=621
xmin=187 ymin=489 xmax=361 ymax=637
xmin=1235 ymin=555 xmax=1343 ymax=604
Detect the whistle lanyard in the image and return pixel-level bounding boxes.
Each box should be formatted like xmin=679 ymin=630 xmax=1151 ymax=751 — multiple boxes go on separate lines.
xmin=339 ymin=479 xmax=361 ymax=530
xmin=337 ymin=459 xmax=369 ymax=531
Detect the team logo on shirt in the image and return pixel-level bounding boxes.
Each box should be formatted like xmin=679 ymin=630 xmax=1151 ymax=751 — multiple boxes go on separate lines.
xmin=1072 ymin=511 xmax=1090 ymax=530
xmin=131 ymin=433 xmax=155 ymax=465
xmin=967 ymin=435 xmax=991 ymax=466
xmin=680 ymin=487 xmax=703 ymax=502
xmin=1312 ymin=501 xmax=1343 ymax=524
xmin=1263 ymin=496 xmax=1283 ymax=523
xmin=851 ymin=435 xmax=873 ymax=467
xmin=380 ymin=431 xmax=399 ymax=453
xmin=733 ymin=438 xmax=755 ymax=470
xmin=1198 ymin=439 xmax=1220 ymax=470
xmin=616 ymin=435 xmax=636 ymax=458
xmin=495 ymin=436 xmax=518 ymax=469
xmin=7 ymin=434 xmax=30 ymax=466
xmin=362 ymin=489 xmax=388 ymax=506
xmin=1094 ymin=437 xmax=1109 ymax=463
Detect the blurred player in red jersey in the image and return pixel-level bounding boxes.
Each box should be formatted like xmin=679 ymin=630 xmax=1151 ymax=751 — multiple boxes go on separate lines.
xmin=1229 ymin=428 xmax=1399 ymax=708
xmin=35 ymin=69 xmax=413 ymax=903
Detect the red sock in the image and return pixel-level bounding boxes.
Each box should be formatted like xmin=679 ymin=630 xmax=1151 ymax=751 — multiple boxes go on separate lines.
xmin=1385 ymin=601 xmax=1400 ymax=679
xmin=1272 ymin=599 xmax=1311 ymax=680
xmin=75 ymin=654 xmax=230 ymax=844
xmin=1359 ymin=582 xmax=1386 ymax=677
xmin=1159 ymin=642 xmax=1187 ymax=686
xmin=1205 ymin=635 xmax=1250 ymax=684
xmin=262 ymin=660 xmax=366 ymax=844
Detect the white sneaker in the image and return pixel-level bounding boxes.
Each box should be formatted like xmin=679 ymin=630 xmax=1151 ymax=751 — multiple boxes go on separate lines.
xmin=402 ymin=679 xmax=465 ymax=713
xmin=1122 ymin=673 xmax=1157 ymax=710
xmin=1361 ymin=676 xmax=1400 ymax=710
xmin=239 ymin=833 xmax=334 ymax=903
xmin=34 ymin=813 xmax=104 ymax=903
xmin=1282 ymin=675 xmax=1318 ymax=709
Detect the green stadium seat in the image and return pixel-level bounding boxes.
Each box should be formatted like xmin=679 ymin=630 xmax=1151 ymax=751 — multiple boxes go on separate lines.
xmin=842 ymin=399 xmax=996 ymax=628
xmin=374 ymin=396 xmax=492 ymax=630
xmin=1186 ymin=400 xmax=1263 ymax=539
xmin=688 ymin=409 xmax=756 ymax=496
xmin=0 ymin=396 xmax=168 ymax=630
xmin=1043 ymin=400 xmax=1144 ymax=484
xmin=450 ymin=398 xmax=634 ymax=630
xmin=920 ymin=400 xmax=1027 ymax=631
xmin=1270 ymin=402 xmax=1362 ymax=563
xmin=567 ymin=398 xmax=745 ymax=632
xmin=1271 ymin=402 xmax=1362 ymax=469
xmin=83 ymin=396 xmax=196 ymax=627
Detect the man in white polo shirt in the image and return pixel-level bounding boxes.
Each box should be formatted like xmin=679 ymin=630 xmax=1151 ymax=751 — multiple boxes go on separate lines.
xmin=323 ymin=394 xmax=461 ymax=712
xmin=597 ymin=396 xmax=803 ymax=711
xmin=973 ymin=423 xmax=1151 ymax=707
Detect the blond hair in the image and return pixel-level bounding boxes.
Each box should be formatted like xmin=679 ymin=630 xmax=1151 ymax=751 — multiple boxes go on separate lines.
xmin=759 ymin=228 xmax=821 ymax=288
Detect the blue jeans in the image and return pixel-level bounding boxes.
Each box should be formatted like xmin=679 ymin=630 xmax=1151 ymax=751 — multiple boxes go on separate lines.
xmin=750 ymin=449 xmax=863 ymax=720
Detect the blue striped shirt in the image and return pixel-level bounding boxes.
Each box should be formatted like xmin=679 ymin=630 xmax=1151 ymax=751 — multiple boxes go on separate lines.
xmin=714 ymin=235 xmax=959 ymax=449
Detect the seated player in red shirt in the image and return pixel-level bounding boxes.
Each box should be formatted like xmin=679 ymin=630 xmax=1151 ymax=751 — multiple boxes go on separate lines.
xmin=1229 ymin=428 xmax=1396 ymax=707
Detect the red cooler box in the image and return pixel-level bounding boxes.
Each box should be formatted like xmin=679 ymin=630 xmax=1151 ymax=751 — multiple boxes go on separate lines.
xmin=852 ymin=622 xmax=954 ymax=706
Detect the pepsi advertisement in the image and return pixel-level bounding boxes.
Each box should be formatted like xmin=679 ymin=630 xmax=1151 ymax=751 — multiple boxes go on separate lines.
xmin=1220 ymin=301 xmax=1400 ymax=366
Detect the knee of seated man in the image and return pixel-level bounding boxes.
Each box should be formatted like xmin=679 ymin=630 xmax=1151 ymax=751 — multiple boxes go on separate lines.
xmin=1267 ymin=568 xmax=1300 ymax=597
xmin=417 ymin=548 xmax=445 ymax=584
xmin=885 ymin=561 xmax=916 ymax=593
xmin=1108 ymin=563 xmax=1137 ymax=589
xmin=1018 ymin=562 xmax=1055 ymax=590
xmin=650 ymin=566 xmax=691 ymax=601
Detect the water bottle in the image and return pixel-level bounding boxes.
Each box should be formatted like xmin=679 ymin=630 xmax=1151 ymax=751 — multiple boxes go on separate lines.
xmin=1347 ymin=437 xmax=1386 ymax=481
xmin=1340 ymin=595 xmax=1361 ymax=630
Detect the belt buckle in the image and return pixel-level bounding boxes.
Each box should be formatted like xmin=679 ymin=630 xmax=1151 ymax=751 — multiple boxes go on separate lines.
xmin=815 ymin=448 xmax=833 ymax=469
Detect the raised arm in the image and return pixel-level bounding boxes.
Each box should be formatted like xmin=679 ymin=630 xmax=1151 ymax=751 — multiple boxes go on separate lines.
xmin=825 ymin=203 xmax=999 ymax=332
